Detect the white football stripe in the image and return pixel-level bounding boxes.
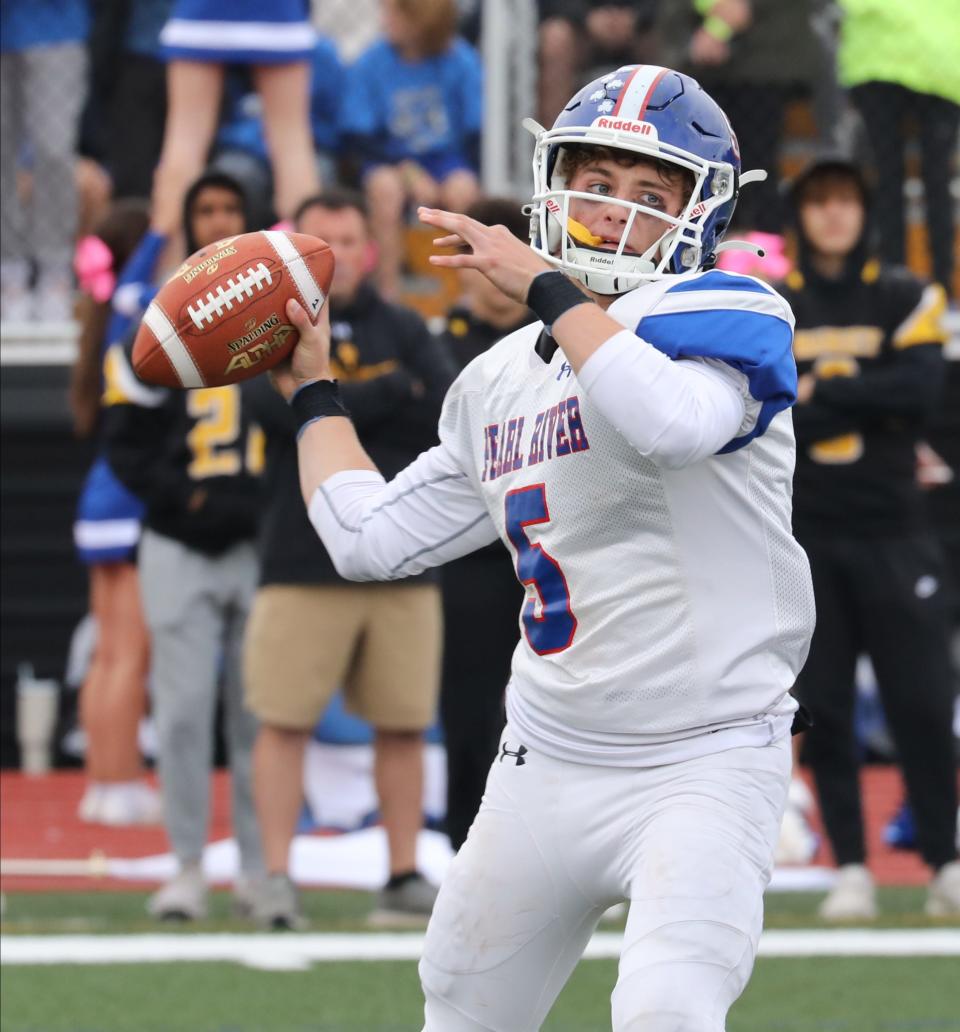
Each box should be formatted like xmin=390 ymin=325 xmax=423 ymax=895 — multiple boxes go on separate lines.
xmin=143 ymin=303 xmax=205 ymax=388
xmin=263 ymin=231 xmax=326 ymax=320
xmin=614 ymin=65 xmax=668 ymax=120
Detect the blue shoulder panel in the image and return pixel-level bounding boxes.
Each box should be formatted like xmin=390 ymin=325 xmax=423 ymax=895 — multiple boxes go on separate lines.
xmin=638 ymin=281 xmax=797 ymax=452
xmin=666 ymin=270 xmax=775 ymax=296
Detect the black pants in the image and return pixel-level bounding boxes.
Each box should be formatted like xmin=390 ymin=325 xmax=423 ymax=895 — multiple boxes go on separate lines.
xmin=107 ymin=55 xmax=167 ymax=200
xmin=440 ymin=550 xmax=522 ymax=850
xmin=851 ymin=81 xmax=960 ymax=297
xmin=794 ymin=533 xmax=958 ymax=869
xmin=708 ymin=83 xmax=794 ymax=233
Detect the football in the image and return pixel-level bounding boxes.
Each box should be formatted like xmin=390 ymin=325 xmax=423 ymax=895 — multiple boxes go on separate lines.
xmin=132 ymin=230 xmax=334 ymax=388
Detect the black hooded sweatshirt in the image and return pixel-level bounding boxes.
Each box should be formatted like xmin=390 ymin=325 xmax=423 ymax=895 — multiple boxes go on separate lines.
xmin=778 ymin=166 xmax=948 ymax=538
xmin=103 ymin=173 xmax=262 ymax=555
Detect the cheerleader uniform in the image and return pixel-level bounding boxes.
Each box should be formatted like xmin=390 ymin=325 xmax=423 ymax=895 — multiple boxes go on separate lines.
xmin=160 ymin=0 xmax=316 ymax=64
xmin=73 ymin=231 xmax=166 ymax=566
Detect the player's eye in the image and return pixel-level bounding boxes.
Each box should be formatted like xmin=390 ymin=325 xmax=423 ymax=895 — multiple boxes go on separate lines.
xmin=639 ymin=192 xmax=665 ymax=209
xmin=587 ymin=182 xmax=612 ymax=196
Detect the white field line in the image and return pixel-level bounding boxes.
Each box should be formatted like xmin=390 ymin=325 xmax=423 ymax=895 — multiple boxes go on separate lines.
xmin=2 ymin=930 xmax=959 ymax=970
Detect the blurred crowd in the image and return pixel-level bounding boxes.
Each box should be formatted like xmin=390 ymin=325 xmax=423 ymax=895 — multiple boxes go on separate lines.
xmin=1 ymin=0 xmax=958 ymax=926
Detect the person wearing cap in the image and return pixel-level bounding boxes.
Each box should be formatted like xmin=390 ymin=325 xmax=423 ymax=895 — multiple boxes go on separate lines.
xmin=780 ymin=155 xmax=959 ymax=920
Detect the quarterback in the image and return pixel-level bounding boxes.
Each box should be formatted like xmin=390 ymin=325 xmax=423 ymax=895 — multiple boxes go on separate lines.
xmin=284 ymin=65 xmax=815 ymax=1031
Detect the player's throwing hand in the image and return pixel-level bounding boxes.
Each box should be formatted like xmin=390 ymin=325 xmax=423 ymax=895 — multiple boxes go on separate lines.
xmin=418 ymin=206 xmax=553 ymax=304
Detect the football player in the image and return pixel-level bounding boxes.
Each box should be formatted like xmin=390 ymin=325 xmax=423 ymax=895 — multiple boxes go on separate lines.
xmin=282 ymin=65 xmax=815 ymax=1030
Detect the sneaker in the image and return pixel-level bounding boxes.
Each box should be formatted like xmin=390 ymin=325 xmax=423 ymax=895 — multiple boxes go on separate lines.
xmin=77 ymin=784 xmax=104 ymax=823
xmin=819 ymin=864 xmax=877 ymax=921
xmin=926 ymin=860 xmax=960 ymax=917
xmin=776 ymin=806 xmax=819 ymax=866
xmin=0 ymin=259 xmax=32 ymax=323
xmin=147 ymin=864 xmax=207 ymax=921
xmin=600 ymin=901 xmax=628 ymax=924
xmin=34 ymin=262 xmax=75 ymax=324
xmin=368 ymin=872 xmax=438 ymax=928
xmin=97 ymin=782 xmax=163 ymax=826
xmin=249 ymin=873 xmax=307 ymax=930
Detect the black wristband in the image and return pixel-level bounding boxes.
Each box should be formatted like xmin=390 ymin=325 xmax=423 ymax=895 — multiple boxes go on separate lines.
xmin=290 ymin=378 xmax=351 ymax=440
xmin=526 ymin=270 xmax=592 ymax=331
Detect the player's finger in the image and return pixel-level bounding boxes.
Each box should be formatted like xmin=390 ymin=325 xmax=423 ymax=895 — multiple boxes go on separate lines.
xmin=286 ymin=298 xmax=309 ymax=329
xmin=429 ymin=253 xmax=481 ymax=269
xmin=432 ymin=234 xmax=464 ymax=248
xmin=418 ymin=206 xmax=483 ymax=242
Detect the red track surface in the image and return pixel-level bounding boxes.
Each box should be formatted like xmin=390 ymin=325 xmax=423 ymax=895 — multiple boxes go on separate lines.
xmin=0 ymin=766 xmax=932 ymax=892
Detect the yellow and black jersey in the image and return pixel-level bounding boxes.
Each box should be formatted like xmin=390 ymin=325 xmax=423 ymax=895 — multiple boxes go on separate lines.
xmin=780 ymin=260 xmax=948 ymax=535
xmin=101 ymin=342 xmax=263 ymax=555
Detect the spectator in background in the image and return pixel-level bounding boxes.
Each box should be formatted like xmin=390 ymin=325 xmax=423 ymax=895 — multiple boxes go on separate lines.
xmin=243 ymin=190 xmax=456 ymax=928
xmin=781 ymin=156 xmax=960 ymax=920
xmin=149 ymin=0 xmax=319 ymax=254
xmin=837 ymin=0 xmax=960 ymax=300
xmin=342 ymin=0 xmax=482 ymax=298
xmin=70 ymin=199 xmax=162 ymax=827
xmin=211 ymin=38 xmax=343 ymax=229
xmin=437 ymin=198 xmax=529 ymax=850
xmin=656 ymin=0 xmax=832 ymax=233
xmin=537 ymin=1 xmax=659 ymax=126
xmin=0 ymin=0 xmax=89 ymax=322
xmin=103 ymin=172 xmax=267 ymax=920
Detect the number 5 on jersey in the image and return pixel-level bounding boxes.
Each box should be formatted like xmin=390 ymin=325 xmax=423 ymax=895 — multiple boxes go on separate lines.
xmin=504 ymin=484 xmax=577 ymax=655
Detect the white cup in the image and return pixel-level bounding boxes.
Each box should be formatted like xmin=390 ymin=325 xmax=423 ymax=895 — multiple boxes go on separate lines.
xmin=16 ymin=666 xmax=59 ymax=775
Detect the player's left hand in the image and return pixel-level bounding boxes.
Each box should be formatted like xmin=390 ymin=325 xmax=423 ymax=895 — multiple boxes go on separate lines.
xmin=418 ymin=206 xmax=551 ymax=304
xmin=272 ymin=297 xmax=333 ymax=400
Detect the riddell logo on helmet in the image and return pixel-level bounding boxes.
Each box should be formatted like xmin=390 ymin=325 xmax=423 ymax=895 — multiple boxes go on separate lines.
xmin=591 ymin=117 xmax=658 ymax=138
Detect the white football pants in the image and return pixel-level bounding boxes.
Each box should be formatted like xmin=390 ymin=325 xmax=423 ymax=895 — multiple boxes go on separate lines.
xmin=420 ymin=725 xmax=791 ymax=1031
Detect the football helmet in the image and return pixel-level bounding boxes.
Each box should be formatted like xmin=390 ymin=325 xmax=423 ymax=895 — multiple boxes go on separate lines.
xmin=525 ymin=65 xmax=766 ymax=294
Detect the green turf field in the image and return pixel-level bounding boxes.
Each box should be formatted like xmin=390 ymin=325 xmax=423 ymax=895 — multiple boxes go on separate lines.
xmin=2 ymin=889 xmax=959 ymax=1032
xmin=3 ymin=957 xmax=960 ymax=1032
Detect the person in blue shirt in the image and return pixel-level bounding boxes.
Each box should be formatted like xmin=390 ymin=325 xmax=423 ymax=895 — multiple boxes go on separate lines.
xmin=342 ymin=0 xmax=482 ymax=298
xmin=212 ymin=38 xmax=344 ymax=228
xmin=0 ymin=0 xmax=90 ymax=322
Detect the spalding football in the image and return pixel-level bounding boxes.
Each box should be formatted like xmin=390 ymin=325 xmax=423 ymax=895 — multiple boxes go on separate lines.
xmin=132 ymin=230 xmax=334 ymax=388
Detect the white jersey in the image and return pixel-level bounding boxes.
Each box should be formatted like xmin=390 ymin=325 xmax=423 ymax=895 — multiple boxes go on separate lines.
xmin=308 ymin=269 xmax=816 ymax=765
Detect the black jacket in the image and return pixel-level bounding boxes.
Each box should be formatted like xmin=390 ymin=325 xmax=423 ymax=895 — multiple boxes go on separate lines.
xmin=243 ymin=283 xmax=457 ymax=586
xmin=780 ymin=259 xmax=947 ymax=537
xmin=103 ymin=357 xmax=261 ymax=554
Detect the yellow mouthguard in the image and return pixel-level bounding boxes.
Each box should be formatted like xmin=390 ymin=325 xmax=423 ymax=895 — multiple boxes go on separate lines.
xmin=567 ymin=218 xmax=605 ymax=247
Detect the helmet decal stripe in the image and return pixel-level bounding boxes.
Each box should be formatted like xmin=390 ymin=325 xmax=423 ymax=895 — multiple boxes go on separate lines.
xmin=612 ymin=65 xmax=668 ymax=120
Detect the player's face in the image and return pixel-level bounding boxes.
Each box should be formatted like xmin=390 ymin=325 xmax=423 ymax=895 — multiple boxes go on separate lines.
xmin=190 ymin=188 xmax=245 ymax=250
xmin=566 ymin=157 xmax=688 ymax=258
xmin=297 ymin=205 xmax=369 ymax=303
xmin=798 ymin=184 xmax=865 ymax=258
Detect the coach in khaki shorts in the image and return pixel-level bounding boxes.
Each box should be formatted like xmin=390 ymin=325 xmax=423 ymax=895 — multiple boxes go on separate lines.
xmin=247 ymin=582 xmax=440 ymax=733
xmin=241 ymin=189 xmax=458 ymax=930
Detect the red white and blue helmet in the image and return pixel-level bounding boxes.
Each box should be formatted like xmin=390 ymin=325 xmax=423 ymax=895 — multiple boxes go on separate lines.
xmin=525 ymin=65 xmax=761 ymax=294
